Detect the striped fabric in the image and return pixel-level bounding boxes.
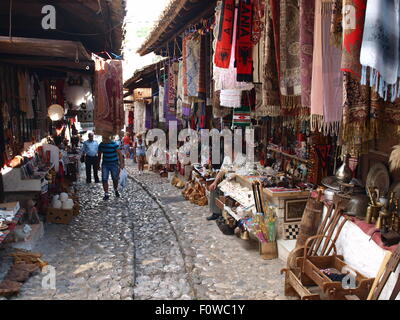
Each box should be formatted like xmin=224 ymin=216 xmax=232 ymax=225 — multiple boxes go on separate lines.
xmin=233 ymin=105 xmax=251 ymax=126
xmin=99 ymin=141 xmax=119 ymax=164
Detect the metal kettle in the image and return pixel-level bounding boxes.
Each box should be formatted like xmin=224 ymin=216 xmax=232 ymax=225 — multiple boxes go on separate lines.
xmin=335 ymin=155 xmax=353 ymax=183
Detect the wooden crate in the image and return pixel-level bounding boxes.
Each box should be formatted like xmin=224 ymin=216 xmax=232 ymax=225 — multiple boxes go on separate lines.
xmin=46 ymin=208 xmax=74 ymax=224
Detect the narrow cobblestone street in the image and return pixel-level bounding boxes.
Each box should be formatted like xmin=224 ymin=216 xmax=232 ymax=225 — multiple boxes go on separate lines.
xmin=0 ymin=163 xmax=289 ymax=300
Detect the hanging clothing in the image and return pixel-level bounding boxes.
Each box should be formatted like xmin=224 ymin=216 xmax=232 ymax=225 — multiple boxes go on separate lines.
xmin=233 ymin=105 xmax=251 ymax=127
xmin=341 ymin=0 xmax=367 ymax=78
xmin=182 ymin=35 xmax=189 ymax=97
xmin=341 ymin=71 xmax=371 ymax=157
xmin=252 ymin=29 xmax=265 ymax=83
xmin=93 ymin=55 xmax=124 ymax=135
xmin=159 ymin=85 xmax=166 ymax=122
xmin=145 ymin=102 xmax=153 ymax=130
xmin=279 ymin=0 xmax=302 ymax=108
xmin=26 ymin=73 xmax=35 ymax=120
xmin=262 ymin=0 xmax=281 ymax=116
xmin=134 ymin=101 xmax=146 ymax=134
xmin=164 ymin=78 xmax=178 ymax=124
xmin=251 ymin=0 xmax=266 ymax=45
xmin=168 ymin=62 xmax=178 ymax=108
xmin=17 ymin=71 xmax=28 ymax=113
xmin=311 ymin=0 xmax=343 ymax=135
xmin=176 ymin=60 xmax=184 ymax=119
xmin=299 ymin=0 xmax=315 ymax=109
xmin=236 ymin=0 xmax=254 ymax=82
xmin=185 ymin=35 xmax=202 ymax=98
xmin=340 ymin=1 xmax=369 ymax=156
xmin=330 ymin=0 xmax=343 ymax=48
xmin=360 ymin=0 xmax=400 ymax=102
xmin=220 ymin=89 xmax=242 ymax=108
xmin=216 ymin=7 xmax=254 ymax=107
xmin=214 ymin=0 xmax=235 ymax=68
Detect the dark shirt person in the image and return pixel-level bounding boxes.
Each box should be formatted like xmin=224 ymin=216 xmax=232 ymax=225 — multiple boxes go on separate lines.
xmin=82 ymin=132 xmax=99 ymax=183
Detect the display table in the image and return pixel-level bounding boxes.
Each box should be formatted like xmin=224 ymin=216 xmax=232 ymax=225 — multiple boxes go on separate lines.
xmin=226 ymin=175 xmax=310 ymax=240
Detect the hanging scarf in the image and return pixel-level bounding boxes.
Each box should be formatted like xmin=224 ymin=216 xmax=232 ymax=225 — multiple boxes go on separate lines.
xmin=360 ymin=0 xmax=400 ymax=102
xmin=262 ymin=0 xmax=281 ymax=116
xmin=168 ymin=62 xmax=178 ymax=108
xmin=198 ymin=35 xmax=207 ymax=100
xmin=186 ymin=34 xmax=202 ymax=98
xmin=236 ymin=0 xmax=253 ymax=82
xmin=340 ymin=1 xmax=369 ymax=157
xmin=214 ymin=0 xmax=235 ymax=68
xmin=215 ymin=7 xmax=254 ymax=105
xmin=176 ymin=60 xmax=184 ymax=119
xmin=341 ymin=71 xmax=371 ymax=157
xmin=330 ymin=0 xmax=343 ymax=48
xmin=134 ymin=101 xmax=146 ymax=134
xmin=279 ymin=0 xmax=302 ymax=108
xmin=159 ymin=85 xmax=165 ymax=122
xmin=341 ymin=0 xmax=367 ymax=77
xmin=182 ymin=35 xmax=189 ymax=97
xmin=252 ymin=0 xmax=265 ymax=85
xmin=252 ymin=29 xmax=265 ymax=83
xmin=311 ymin=0 xmax=343 ymax=135
xmin=251 ymin=0 xmax=266 ymax=45
xmin=299 ymin=0 xmax=315 ymax=109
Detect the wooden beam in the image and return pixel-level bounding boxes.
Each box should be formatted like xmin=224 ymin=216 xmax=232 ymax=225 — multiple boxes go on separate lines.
xmin=143 ymin=1 xmax=216 ymax=56
xmin=0 ymin=56 xmax=93 ymax=71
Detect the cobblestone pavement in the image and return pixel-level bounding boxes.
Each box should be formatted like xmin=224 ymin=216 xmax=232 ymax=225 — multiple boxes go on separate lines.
xmin=126 ymin=163 xmax=290 ymax=300
xmin=0 ymin=162 xmax=290 ymax=300
xmin=0 ymin=167 xmax=191 ymax=300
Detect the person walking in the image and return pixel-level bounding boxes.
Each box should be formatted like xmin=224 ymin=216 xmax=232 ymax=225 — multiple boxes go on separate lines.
xmin=82 ymin=132 xmax=99 ymax=184
xmin=135 ymin=134 xmax=146 ymax=174
xmin=98 ymin=134 xmax=125 ymax=200
xmin=122 ymin=132 xmax=131 ymax=158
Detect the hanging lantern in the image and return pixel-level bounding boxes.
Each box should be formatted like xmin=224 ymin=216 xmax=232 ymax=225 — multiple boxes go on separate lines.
xmin=47 ymin=104 xmax=65 ymax=121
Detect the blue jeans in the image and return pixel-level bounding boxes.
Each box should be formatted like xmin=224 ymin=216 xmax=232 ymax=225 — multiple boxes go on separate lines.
xmin=102 ymin=162 xmax=119 ymax=183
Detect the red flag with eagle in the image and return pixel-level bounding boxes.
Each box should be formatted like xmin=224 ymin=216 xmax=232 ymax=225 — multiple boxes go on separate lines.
xmin=236 ymin=0 xmax=254 ymax=82
xmin=214 ymin=0 xmax=235 ymax=68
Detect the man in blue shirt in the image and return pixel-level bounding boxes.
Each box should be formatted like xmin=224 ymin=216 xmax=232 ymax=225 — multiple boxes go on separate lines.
xmin=82 ymin=132 xmax=99 ymax=184
xmin=98 ymin=135 xmax=125 ymax=200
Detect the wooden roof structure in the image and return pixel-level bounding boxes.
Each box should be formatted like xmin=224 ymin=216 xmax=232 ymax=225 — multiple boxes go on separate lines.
xmin=0 ymin=36 xmax=94 ymax=73
xmin=124 ymin=59 xmax=168 ymax=91
xmin=0 ymin=0 xmax=126 ymax=56
xmin=137 ymin=0 xmax=217 ymax=56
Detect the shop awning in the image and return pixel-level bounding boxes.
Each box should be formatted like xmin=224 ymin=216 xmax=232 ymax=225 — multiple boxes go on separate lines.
xmin=0 ymin=36 xmax=94 ymax=71
xmin=0 ymin=0 xmax=125 ymax=55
